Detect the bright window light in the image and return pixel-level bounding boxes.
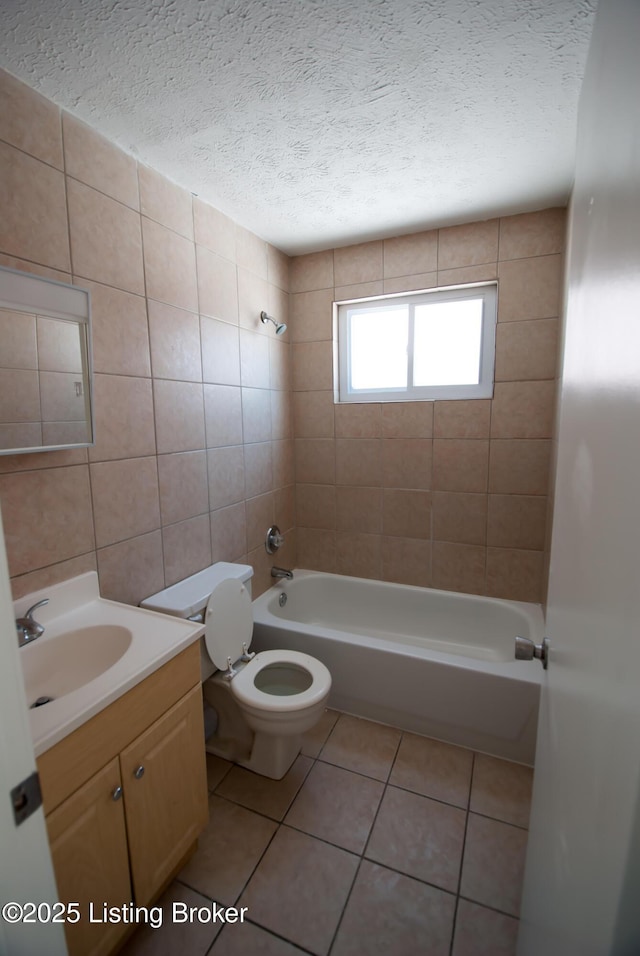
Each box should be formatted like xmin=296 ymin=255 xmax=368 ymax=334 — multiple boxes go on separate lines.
xmin=336 ymin=283 xmax=496 ymax=403
xmin=413 ymin=299 xmax=483 ymax=386
xmin=349 ymin=308 xmax=408 ymax=390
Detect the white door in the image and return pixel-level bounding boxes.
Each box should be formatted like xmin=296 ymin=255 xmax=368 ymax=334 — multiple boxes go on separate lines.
xmin=518 ymin=0 xmax=640 ymax=953
xmin=0 ymin=505 xmax=67 ymax=955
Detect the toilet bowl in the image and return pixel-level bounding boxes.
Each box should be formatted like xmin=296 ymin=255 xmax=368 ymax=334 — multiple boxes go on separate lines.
xmin=141 ymin=563 xmax=331 ymax=779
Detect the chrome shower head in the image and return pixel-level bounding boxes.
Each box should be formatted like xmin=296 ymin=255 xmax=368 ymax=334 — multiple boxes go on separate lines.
xmin=260 ymin=311 xmax=287 ymax=336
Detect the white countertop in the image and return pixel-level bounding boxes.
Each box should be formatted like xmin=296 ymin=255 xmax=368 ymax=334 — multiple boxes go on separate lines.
xmin=15 ymin=572 xmax=204 ymax=756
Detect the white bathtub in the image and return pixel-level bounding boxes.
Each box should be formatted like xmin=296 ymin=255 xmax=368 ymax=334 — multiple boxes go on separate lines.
xmin=251 ymin=570 xmax=544 ymax=765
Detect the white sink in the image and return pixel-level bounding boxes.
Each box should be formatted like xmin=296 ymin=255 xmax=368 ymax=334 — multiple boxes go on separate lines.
xmin=21 ymin=625 xmax=133 ymax=707
xmin=14 ymin=572 xmax=204 ymax=755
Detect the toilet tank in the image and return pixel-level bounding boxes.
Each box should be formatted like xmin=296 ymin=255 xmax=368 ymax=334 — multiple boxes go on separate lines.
xmin=140 ymin=562 xmax=254 ymax=620
xmin=140 ymin=562 xmax=254 ymax=682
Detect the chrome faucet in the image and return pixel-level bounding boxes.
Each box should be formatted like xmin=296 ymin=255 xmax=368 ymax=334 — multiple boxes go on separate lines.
xmin=271 ymin=567 xmax=293 ymax=581
xmin=16 ymin=599 xmax=49 ymax=648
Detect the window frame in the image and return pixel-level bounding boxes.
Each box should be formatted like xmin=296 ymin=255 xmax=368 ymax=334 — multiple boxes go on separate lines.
xmin=334 ymin=281 xmax=498 ymax=404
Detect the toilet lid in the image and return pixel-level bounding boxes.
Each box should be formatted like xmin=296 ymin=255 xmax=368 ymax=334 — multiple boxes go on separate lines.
xmin=204 ymin=578 xmax=253 ymax=671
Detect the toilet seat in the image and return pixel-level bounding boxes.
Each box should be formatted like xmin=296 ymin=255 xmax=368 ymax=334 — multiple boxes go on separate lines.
xmin=204 ymin=577 xmax=254 ymax=671
xmin=230 ymin=649 xmax=331 ymax=713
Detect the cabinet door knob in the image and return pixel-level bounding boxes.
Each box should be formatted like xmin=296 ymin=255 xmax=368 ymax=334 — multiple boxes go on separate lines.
xmin=134 ymin=765 xmax=145 ymax=780
xmin=111 ymin=786 xmax=123 ymax=801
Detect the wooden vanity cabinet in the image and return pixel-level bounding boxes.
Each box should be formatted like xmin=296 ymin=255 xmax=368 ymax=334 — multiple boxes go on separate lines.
xmin=37 ymin=645 xmax=208 ymax=956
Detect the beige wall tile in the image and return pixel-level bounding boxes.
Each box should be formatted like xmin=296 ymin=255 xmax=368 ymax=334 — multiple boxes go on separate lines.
xmin=242 ymin=387 xmax=272 ymax=444
xmin=335 ymin=486 xmax=382 ymax=534
xmin=138 ymin=164 xmax=193 ymax=239
xmin=295 ymin=439 xmax=335 ymax=484
xmin=244 ymin=441 xmax=272 ymax=497
xmin=267 ymin=244 xmax=290 ymax=292
xmin=382 ymin=537 xmax=431 ymax=587
xmin=162 ymin=514 xmax=212 ymax=587
xmin=336 ymin=438 xmax=381 ymax=486
xmin=142 ymin=217 xmax=198 ymax=312
xmin=0 ymin=423 xmax=42 ymax=449
xmin=208 ymin=445 xmax=245 ymax=509
xmin=62 ymin=113 xmax=139 ymax=209
xmin=334 ymin=241 xmax=383 ymax=286
xmin=210 ymin=502 xmax=247 ymax=563
xmin=0 ymin=70 xmax=63 ymax=168
xmin=148 ymin=299 xmax=202 ymax=381
xmin=381 ymin=438 xmax=431 ymax=489
xmin=203 ymin=384 xmax=243 ymax=448
xmin=432 ymin=541 xmax=486 ymax=595
xmin=336 ymin=531 xmax=382 ymax=579
xmin=37 ymin=317 xmax=83 ymax=372
xmin=498 ymin=255 xmax=563 ymax=321
xmin=384 ymin=231 xmax=438 ymax=278
xmin=0 ymin=369 xmax=40 ymax=423
xmin=201 ymin=317 xmax=241 ymax=386
xmin=267 ymin=284 xmax=290 ymax=340
xmin=1 ymin=465 xmax=94 ymax=576
xmin=240 ymin=330 xmax=271 ymax=389
xmin=245 ymin=492 xmax=274 ymax=552
xmin=292 ymin=341 xmax=333 ymax=391
xmin=196 ymin=246 xmax=239 ymax=323
xmin=488 ymin=440 xmax=551 ymax=495
xmin=383 ymin=489 xmax=431 ymax=539
xmin=81 ymin=280 xmax=151 ymax=377
xmin=499 ymin=207 xmax=566 ymax=260
xmin=270 ymin=388 xmax=292 ymax=441
xmin=153 ymin=380 xmax=205 ymax=454
xmin=293 ymin=391 xmax=334 ymax=439
xmin=491 ymin=381 xmax=556 ymax=439
xmin=297 ymin=527 xmax=336 ymax=571
xmin=237 ymin=268 xmax=269 ymax=332
xmin=89 ymin=374 xmax=155 ymax=461
xmin=193 ymin=199 xmax=236 ymax=260
xmin=157 ymin=450 xmax=209 ymax=526
xmin=434 ymin=400 xmax=491 ymax=439
xmin=290 ymin=250 xmax=334 ymax=293
xmin=437 ymin=263 xmax=498 ymax=287
xmin=486 ymin=547 xmax=544 ymax=602
xmin=0 ymin=447 xmax=87 ymax=475
xmin=97 ymin=530 xmax=164 ymax=605
xmin=487 ymin=495 xmax=547 ymax=550
xmin=296 ymin=483 xmax=336 ymax=530
xmin=0 ymin=143 xmax=70 ymax=271
xmin=0 ymin=256 xmax=70 ymax=283
xmin=90 ymin=456 xmax=160 ymax=547
xmin=68 ymin=178 xmax=143 ymax=292
xmin=438 ymin=220 xmax=499 ymax=270
xmin=495 ymin=318 xmax=558 ymax=382
xmin=433 ymin=440 xmax=489 ymax=493
xmin=380 ymin=402 xmax=433 ymax=438
xmin=290 ymin=289 xmax=334 ymax=342
xmin=272 ymin=438 xmax=295 ymax=488
xmin=334 ymin=280 xmax=384 ymax=300
xmin=383 ymin=272 xmax=438 ymax=294
xmin=10 ymin=552 xmax=97 ymax=601
xmin=432 ymin=492 xmax=487 ymax=545
xmin=335 ymin=403 xmax=381 ymax=438
xmin=235 ymin=224 xmax=268 ymax=279
xmin=269 ymin=338 xmax=291 ymax=391
xmin=275 ymin=483 xmax=296 ymax=533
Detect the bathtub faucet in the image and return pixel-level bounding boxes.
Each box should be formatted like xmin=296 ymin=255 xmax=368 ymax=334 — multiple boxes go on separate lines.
xmin=271 ymin=567 xmax=293 ymax=581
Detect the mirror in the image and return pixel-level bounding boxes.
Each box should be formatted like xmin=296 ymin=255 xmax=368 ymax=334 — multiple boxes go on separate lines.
xmin=0 ymin=266 xmax=94 ymax=454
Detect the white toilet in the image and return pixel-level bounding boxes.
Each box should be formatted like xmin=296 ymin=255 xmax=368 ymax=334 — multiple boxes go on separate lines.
xmin=141 ymin=562 xmax=331 ymax=779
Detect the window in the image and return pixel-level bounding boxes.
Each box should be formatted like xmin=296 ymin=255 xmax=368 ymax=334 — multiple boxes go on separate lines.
xmin=335 ymin=283 xmax=497 ymax=403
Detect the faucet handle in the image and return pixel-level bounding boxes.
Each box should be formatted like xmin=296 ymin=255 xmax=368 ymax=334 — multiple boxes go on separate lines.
xmin=24 ymin=598 xmax=49 ymax=621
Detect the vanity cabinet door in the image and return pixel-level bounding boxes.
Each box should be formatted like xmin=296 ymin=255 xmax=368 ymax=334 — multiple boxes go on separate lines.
xmin=120 ymin=684 xmax=208 ymax=906
xmin=46 ymin=757 xmax=132 ymax=956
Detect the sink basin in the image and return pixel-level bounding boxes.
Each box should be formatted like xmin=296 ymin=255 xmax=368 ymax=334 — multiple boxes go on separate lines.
xmin=20 ymin=625 xmax=132 ymax=707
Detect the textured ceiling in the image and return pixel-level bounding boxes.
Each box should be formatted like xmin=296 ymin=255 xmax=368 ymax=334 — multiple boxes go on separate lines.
xmin=0 ymin=0 xmax=596 ymax=254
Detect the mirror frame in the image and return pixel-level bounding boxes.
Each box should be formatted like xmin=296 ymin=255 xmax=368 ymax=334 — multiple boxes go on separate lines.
xmin=0 ymin=265 xmax=94 ymax=455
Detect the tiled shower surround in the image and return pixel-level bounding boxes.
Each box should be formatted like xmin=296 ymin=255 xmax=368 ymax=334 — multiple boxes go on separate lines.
xmin=0 ymin=68 xmax=563 ymax=604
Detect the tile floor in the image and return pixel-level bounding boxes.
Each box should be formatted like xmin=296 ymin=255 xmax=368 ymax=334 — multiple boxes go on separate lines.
xmin=122 ymin=711 xmax=533 ymax=956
